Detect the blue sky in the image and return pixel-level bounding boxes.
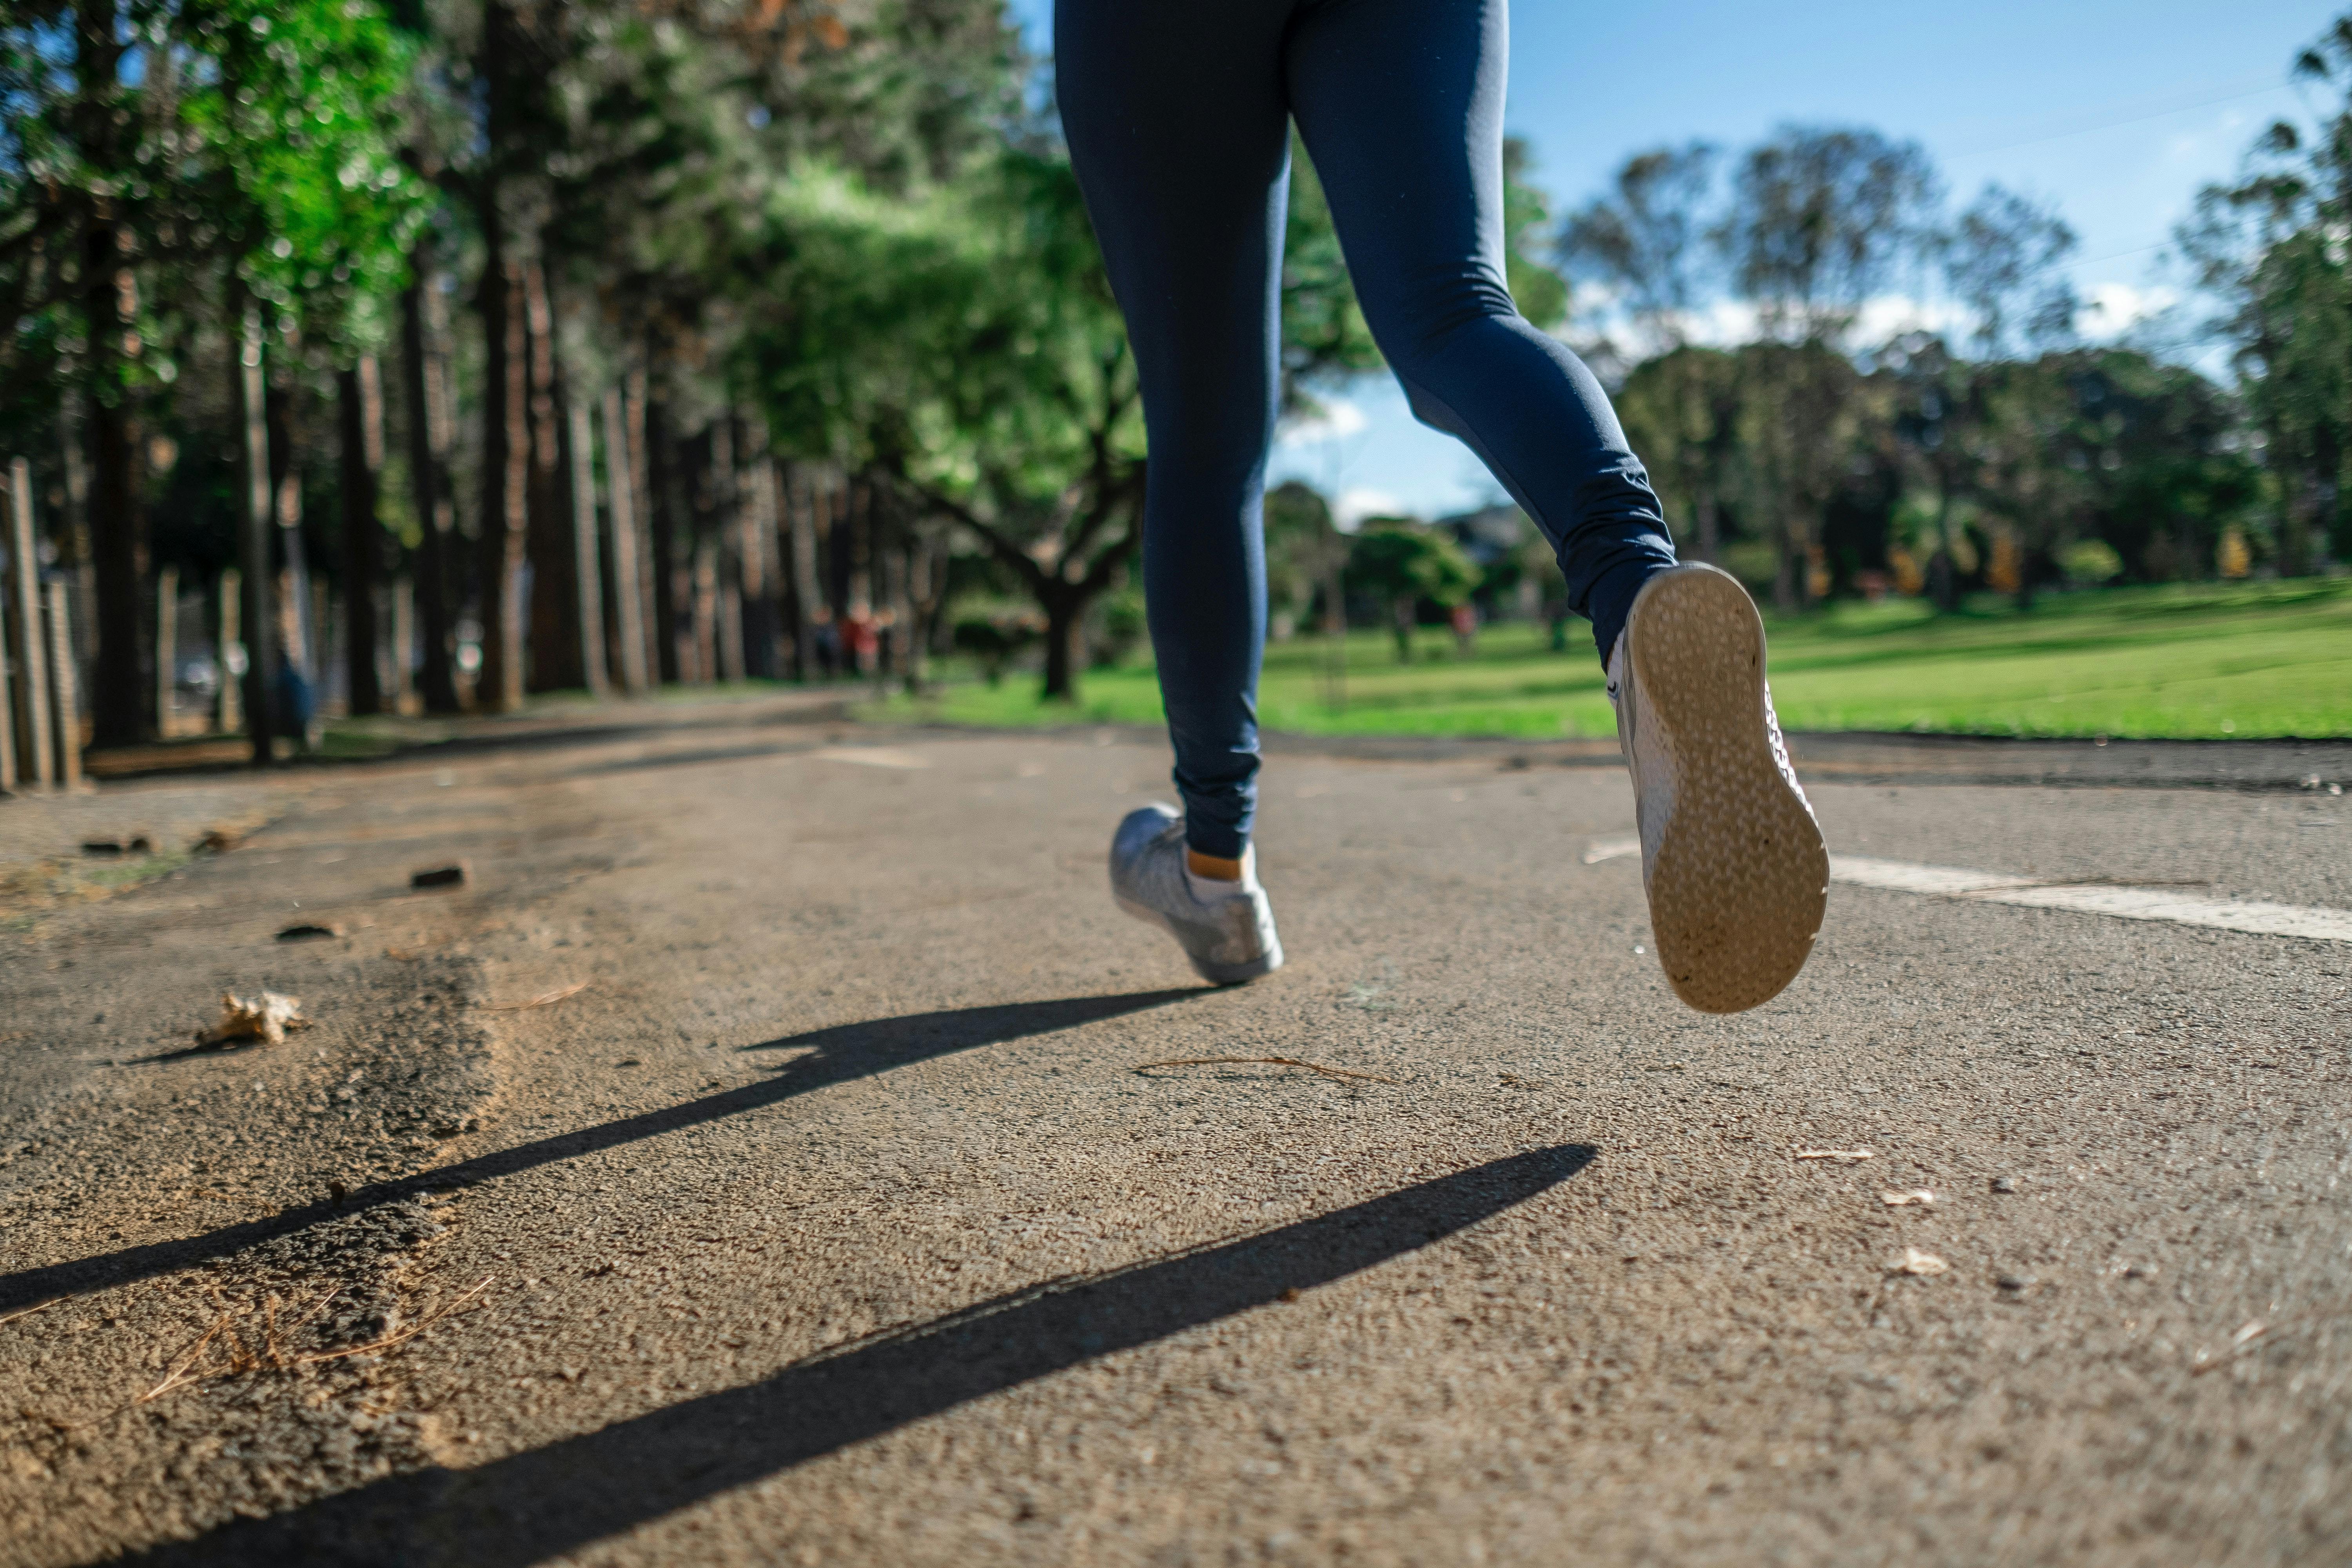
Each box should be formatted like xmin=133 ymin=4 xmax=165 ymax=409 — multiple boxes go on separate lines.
xmin=1006 ymin=0 xmax=2344 ymax=520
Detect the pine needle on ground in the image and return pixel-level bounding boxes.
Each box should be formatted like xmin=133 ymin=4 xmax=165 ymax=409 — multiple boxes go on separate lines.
xmin=1134 ymin=1056 xmax=1397 ymax=1084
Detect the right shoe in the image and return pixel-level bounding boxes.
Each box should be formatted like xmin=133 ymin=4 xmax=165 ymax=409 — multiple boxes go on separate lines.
xmin=1109 ymin=804 xmax=1284 ymax=985
xmin=1608 ymin=563 xmax=1828 ymax=1013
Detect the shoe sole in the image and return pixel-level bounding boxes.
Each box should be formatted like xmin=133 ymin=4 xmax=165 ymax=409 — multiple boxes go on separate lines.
xmin=1113 ymin=895 xmax=1283 ymax=986
xmin=1626 ymin=566 xmax=1828 ymax=1013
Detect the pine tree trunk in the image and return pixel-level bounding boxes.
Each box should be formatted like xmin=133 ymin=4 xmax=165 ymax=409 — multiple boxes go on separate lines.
xmin=601 ymin=387 xmax=650 ymax=695
xmin=338 ymin=359 xmax=385 ymax=716
xmin=399 ymin=267 xmax=461 ymax=714
xmin=83 ymin=217 xmax=147 ymax=748
xmin=788 ymin=464 xmax=818 ymax=681
xmin=523 ymin=260 xmax=581 ymax=691
xmin=475 ymin=252 xmax=528 ymax=710
xmin=232 ymin=303 xmax=277 ymax=764
xmin=646 ymin=392 xmax=682 ymax=684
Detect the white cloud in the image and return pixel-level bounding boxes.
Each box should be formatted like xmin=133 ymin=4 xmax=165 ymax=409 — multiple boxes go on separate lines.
xmin=2081 ymin=281 xmax=2181 ymax=337
xmin=1276 ymin=398 xmax=1368 ymax=447
xmin=1332 ymin=486 xmax=1405 ymax=532
xmin=1610 ymin=292 xmax=1967 ymax=356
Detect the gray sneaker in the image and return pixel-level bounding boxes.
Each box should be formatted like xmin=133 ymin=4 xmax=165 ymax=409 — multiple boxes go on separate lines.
xmin=1109 ymin=804 xmax=1284 ymax=985
xmin=1608 ymin=563 xmax=1828 ymax=1013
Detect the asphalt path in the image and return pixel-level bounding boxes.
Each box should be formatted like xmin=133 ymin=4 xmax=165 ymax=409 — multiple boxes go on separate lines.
xmin=2 ymin=701 xmax=2348 ymax=1567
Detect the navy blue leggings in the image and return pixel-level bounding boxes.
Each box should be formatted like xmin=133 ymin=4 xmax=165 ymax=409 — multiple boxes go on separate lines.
xmin=1057 ymin=0 xmax=1677 ymax=859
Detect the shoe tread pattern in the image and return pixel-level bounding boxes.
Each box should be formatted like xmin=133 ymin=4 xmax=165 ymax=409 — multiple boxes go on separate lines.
xmin=1630 ymin=569 xmax=1828 ymax=1013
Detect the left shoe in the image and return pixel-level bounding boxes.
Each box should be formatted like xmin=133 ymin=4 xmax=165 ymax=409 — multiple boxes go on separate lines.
xmin=1608 ymin=563 xmax=1828 ymax=1013
xmin=1108 ymin=804 xmax=1284 ymax=985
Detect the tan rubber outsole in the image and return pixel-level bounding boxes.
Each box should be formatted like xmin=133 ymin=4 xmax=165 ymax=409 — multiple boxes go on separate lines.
xmin=1626 ymin=567 xmax=1828 ymax=1013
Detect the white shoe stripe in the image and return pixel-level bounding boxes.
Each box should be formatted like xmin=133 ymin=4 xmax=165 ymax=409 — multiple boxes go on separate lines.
xmin=1584 ymin=838 xmax=2352 ymax=944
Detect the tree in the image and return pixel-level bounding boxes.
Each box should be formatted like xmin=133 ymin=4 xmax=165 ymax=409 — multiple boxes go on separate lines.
xmin=1942 ymin=183 xmax=2078 ymax=359
xmin=1614 ymin=345 xmax=1742 ymax=563
xmin=2178 ymin=12 xmax=2352 ymax=575
xmin=1714 ymin=125 xmax=1939 ymax=606
xmin=1559 ymin=141 xmax=1719 ymax=350
xmin=2 ymin=0 xmax=425 ymax=751
xmin=1345 ymin=519 xmax=1479 ymax=662
xmin=1262 ymin=479 xmax=1347 ymax=637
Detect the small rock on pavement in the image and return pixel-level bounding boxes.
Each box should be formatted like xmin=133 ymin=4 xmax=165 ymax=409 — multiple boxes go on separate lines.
xmin=80 ymin=836 xmax=153 ymax=857
xmin=410 ymin=862 xmax=470 ymax=889
xmin=1989 ymin=1175 xmax=2018 ymax=1193
xmin=1889 ymin=1247 xmax=1949 ymax=1276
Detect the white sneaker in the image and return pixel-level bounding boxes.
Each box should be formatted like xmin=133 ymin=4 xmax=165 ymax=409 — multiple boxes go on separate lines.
xmin=1608 ymin=563 xmax=1828 ymax=1013
xmin=1109 ymin=804 xmax=1283 ymax=985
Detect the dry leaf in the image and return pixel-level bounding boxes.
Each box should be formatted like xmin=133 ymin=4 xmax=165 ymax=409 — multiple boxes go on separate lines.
xmin=198 ymin=992 xmax=310 ymax=1048
xmin=482 ymin=981 xmax=590 ymax=1012
xmin=1880 ymin=1189 xmax=1935 ymax=1207
xmin=1888 ymin=1247 xmax=1949 ymax=1276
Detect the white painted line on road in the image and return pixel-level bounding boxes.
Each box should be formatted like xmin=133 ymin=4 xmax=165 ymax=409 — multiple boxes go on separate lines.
xmin=1583 ymin=838 xmax=2352 ymax=944
xmin=1963 ymin=883 xmax=2352 ymax=942
xmin=811 ymin=747 xmax=929 ymax=769
xmin=1823 ymin=855 xmax=2038 ymax=896
xmin=1581 ymin=833 xmax=1640 ymax=865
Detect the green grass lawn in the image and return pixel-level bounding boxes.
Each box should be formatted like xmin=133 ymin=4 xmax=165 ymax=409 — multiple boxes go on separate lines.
xmin=869 ymin=580 xmax=2352 ymax=741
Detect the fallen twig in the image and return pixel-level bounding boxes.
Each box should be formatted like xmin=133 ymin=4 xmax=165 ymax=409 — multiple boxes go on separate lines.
xmin=1135 ymin=1056 xmax=1398 ymax=1085
xmin=138 ymin=1314 xmax=232 ymax=1403
xmin=481 ymin=982 xmax=591 ymax=1012
xmin=134 ymin=1276 xmax=492 ymax=1402
xmin=1795 ymin=1149 xmax=1875 ymax=1162
xmin=294 ymin=1276 xmax=493 ymax=1365
xmin=0 ymin=1298 xmax=58 ymax=1330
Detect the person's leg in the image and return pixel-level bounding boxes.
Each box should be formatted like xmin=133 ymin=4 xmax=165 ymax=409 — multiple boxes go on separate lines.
xmin=1283 ymin=0 xmax=1676 ymax=659
xmin=1055 ymin=0 xmax=1294 ymax=863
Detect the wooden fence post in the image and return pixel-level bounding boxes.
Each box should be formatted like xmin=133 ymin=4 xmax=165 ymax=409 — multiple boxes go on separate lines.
xmin=47 ymin=580 xmax=81 ymax=787
xmin=7 ymin=457 xmax=52 ymax=788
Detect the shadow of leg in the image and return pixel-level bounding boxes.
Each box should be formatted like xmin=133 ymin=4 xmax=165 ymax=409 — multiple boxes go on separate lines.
xmin=135 ymin=1144 xmax=1596 ymax=1566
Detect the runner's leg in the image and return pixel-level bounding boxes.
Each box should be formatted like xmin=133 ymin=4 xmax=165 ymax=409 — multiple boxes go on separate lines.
xmin=1055 ymin=0 xmax=1294 ymax=860
xmin=1284 ymin=0 xmax=1678 ymax=659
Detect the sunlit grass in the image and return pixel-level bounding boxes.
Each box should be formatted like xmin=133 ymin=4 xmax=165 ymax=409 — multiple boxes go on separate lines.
xmin=866 ymin=580 xmax=2352 ymax=740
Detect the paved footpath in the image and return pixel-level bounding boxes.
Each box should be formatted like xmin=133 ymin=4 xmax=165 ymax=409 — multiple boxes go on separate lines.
xmin=2 ymin=697 xmax=2348 ymax=1567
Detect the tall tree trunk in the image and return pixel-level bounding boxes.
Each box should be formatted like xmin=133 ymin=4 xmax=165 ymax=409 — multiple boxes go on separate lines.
xmin=622 ymin=365 xmax=659 ymax=686
xmin=601 ymin=387 xmax=650 ymax=694
xmin=265 ymin=378 xmax=314 ymax=686
xmin=83 ymin=217 xmax=146 ymax=748
xmin=736 ymin=423 xmax=777 ymax=680
xmin=646 ymin=393 xmax=684 ymax=684
xmin=522 ymin=260 xmax=581 ymax=691
xmin=1041 ymin=586 xmax=1085 ymax=701
xmin=399 ymin=266 xmax=461 ymax=714
xmin=787 ymin=463 xmax=818 ymax=681
xmin=565 ymin=399 xmax=608 ymax=697
xmin=338 ymin=358 xmax=385 ymax=716
xmin=74 ymin=0 xmax=146 ymax=749
xmin=475 ymin=251 xmax=528 ymax=710
xmin=232 ymin=302 xmax=277 ymax=764
xmin=710 ymin=418 xmax=746 ymax=682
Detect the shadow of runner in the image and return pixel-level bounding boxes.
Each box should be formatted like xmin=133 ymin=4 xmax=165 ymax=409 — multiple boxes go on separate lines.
xmin=131 ymin=1145 xmax=1596 ymax=1567
xmin=1 ymin=991 xmax=1199 ymax=1315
